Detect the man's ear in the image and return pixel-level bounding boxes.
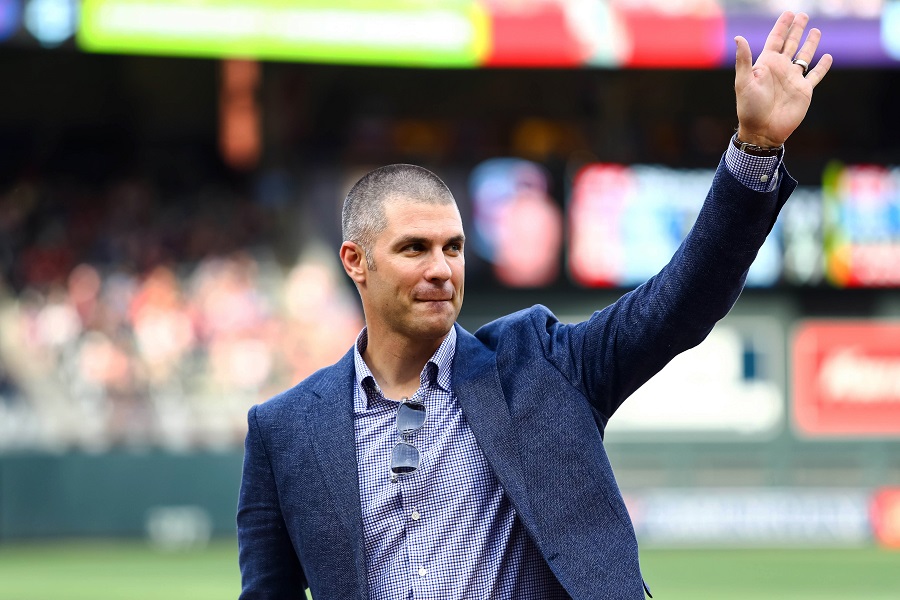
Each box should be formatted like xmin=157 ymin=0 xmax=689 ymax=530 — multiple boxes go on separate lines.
xmin=340 ymin=242 xmax=367 ymax=285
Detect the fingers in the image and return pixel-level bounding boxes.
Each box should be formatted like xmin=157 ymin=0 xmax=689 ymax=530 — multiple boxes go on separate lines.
xmin=792 ymin=26 xmax=831 ymax=88
xmin=763 ymin=10 xmax=795 ymax=52
xmin=781 ymin=12 xmax=810 ymax=57
xmin=793 ymin=27 xmax=822 ymax=64
xmin=805 ymin=53 xmax=833 ymax=88
xmin=734 ymin=36 xmax=752 ymax=81
xmin=763 ymin=11 xmax=811 ymax=57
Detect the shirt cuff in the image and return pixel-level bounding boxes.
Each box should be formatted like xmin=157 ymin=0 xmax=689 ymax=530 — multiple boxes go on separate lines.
xmin=723 ymin=134 xmax=783 ymax=193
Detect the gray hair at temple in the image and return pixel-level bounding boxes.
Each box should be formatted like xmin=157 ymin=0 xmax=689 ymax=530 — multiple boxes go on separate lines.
xmin=341 ymin=164 xmax=456 ymax=269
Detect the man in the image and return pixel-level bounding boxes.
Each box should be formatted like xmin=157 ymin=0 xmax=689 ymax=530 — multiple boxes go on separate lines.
xmin=238 ymin=11 xmax=831 ymax=599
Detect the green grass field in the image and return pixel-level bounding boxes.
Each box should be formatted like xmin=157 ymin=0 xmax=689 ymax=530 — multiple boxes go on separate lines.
xmin=0 ymin=540 xmax=897 ymax=599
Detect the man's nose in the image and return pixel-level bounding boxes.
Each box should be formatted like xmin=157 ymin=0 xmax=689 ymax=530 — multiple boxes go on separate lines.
xmin=424 ymin=250 xmax=452 ymax=281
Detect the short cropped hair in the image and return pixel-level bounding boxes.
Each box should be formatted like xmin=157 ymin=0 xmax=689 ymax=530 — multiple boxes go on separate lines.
xmin=342 ymin=164 xmax=456 ymax=269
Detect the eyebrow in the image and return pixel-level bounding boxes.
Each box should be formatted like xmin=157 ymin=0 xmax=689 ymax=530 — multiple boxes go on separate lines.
xmin=394 ymin=234 xmax=466 ymax=247
xmin=396 ymin=234 xmax=466 ymax=246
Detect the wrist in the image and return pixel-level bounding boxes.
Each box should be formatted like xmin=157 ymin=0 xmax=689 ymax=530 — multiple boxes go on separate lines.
xmin=731 ymin=134 xmax=782 ymax=158
xmin=733 ymin=127 xmax=784 ymax=157
xmin=735 ymin=126 xmax=783 ymax=149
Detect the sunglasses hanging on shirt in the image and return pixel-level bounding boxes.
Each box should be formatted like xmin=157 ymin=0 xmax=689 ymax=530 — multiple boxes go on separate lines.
xmin=390 ymin=397 xmax=426 ymax=482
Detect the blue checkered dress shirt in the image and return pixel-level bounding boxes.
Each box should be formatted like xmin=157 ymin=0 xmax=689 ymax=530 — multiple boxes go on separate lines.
xmin=352 ymin=141 xmax=781 ymax=599
xmin=353 ymin=327 xmax=565 ymax=599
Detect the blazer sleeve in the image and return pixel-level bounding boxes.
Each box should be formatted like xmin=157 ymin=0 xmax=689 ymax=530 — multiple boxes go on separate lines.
xmin=532 ymin=158 xmax=796 ymax=420
xmin=237 ymin=405 xmax=308 ymax=599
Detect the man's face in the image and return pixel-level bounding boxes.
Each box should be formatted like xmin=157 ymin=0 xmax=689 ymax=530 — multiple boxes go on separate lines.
xmin=360 ymin=198 xmax=465 ymax=344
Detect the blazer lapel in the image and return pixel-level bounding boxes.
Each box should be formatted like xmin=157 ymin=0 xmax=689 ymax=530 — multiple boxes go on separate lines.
xmin=307 ymin=350 xmax=368 ymax=598
xmin=452 ymin=325 xmax=536 ymax=531
xmin=304 ymin=330 xmax=538 ymax=596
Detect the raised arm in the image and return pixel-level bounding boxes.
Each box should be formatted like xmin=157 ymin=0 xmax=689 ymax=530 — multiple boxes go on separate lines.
xmin=533 ymin=12 xmax=832 ymax=419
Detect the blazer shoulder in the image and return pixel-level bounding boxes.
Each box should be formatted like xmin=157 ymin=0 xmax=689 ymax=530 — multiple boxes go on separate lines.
xmin=472 ymin=304 xmax=560 ymax=350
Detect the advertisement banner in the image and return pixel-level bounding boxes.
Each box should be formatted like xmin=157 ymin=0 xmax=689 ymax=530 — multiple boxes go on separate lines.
xmin=79 ymin=0 xmax=489 ymax=67
xmin=625 ymin=488 xmax=872 ymax=547
xmin=604 ymin=317 xmax=784 ymax=441
xmin=793 ymin=321 xmax=900 ymax=437
xmin=620 ymin=7 xmax=725 ymax=68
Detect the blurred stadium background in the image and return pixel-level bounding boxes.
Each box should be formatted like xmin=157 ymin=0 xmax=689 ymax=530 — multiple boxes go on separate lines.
xmin=1 ymin=0 xmax=900 ymax=597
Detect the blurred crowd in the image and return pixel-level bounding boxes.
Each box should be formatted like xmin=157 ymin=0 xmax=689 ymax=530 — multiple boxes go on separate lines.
xmin=0 ymin=175 xmax=363 ymax=451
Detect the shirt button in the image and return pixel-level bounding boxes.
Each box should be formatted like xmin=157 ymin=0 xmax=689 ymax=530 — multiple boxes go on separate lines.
xmin=418 ymin=567 xmax=428 ymax=577
xmin=411 ymin=510 xmax=421 ymax=521
xmin=760 ymin=174 xmax=769 ymax=183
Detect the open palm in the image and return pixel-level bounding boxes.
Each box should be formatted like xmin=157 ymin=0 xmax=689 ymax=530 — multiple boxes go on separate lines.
xmin=735 ymin=11 xmax=833 ymax=148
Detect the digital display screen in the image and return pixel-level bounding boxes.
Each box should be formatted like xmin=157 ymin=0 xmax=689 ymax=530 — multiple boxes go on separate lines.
xmin=567 ymin=163 xmax=789 ymax=288
xmin=68 ymin=1 xmax=900 ymax=69
xmin=466 ymin=158 xmax=900 ymax=290
xmin=824 ymin=163 xmax=900 ymax=287
xmin=468 ymin=158 xmax=562 ymax=288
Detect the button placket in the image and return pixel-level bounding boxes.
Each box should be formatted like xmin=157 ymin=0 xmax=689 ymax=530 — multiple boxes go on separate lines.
xmin=403 ymin=393 xmax=429 ymax=596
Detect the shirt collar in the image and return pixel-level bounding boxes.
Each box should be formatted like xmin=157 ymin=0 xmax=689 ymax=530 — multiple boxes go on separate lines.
xmin=353 ymin=326 xmax=457 ymax=412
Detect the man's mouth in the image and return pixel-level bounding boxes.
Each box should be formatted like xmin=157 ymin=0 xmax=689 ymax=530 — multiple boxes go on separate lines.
xmin=415 ymin=290 xmax=453 ymax=302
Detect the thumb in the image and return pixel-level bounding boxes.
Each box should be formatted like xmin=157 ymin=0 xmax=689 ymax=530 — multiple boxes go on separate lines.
xmin=734 ymin=36 xmax=752 ymax=83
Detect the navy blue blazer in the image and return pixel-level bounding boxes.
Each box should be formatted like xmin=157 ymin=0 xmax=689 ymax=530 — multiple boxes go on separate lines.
xmin=238 ymin=159 xmax=796 ymax=599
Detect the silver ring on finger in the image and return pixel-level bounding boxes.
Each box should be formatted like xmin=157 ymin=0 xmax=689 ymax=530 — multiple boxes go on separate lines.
xmin=791 ymin=58 xmax=810 ymax=77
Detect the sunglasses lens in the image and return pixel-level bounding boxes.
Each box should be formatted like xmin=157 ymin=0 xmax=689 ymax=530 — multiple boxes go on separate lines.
xmin=396 ymin=401 xmax=426 ymax=435
xmin=391 ymin=442 xmax=420 ymax=474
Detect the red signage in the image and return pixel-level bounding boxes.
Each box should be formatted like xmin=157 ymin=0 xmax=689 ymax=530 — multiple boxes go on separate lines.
xmin=871 ymin=488 xmax=900 ymax=549
xmin=484 ymin=2 xmax=588 ymax=67
xmin=793 ymin=321 xmax=900 ymax=436
xmin=620 ymin=9 xmax=726 ymax=68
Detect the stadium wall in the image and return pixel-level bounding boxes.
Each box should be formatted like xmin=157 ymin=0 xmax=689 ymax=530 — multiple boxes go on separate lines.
xmin=0 ymin=452 xmax=242 ymax=541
